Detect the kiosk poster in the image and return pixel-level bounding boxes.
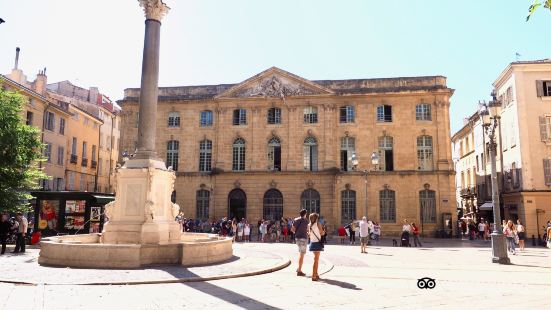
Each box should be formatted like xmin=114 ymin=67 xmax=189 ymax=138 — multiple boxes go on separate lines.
xmin=65 ymin=200 xmax=86 ymax=213
xmin=39 ymin=200 xmax=59 ymax=230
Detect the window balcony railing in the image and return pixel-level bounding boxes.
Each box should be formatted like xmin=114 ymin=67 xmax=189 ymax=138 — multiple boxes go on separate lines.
xmin=81 ymin=158 xmax=88 ymax=167
xmin=91 ymin=160 xmax=97 ymax=169
xmin=70 ymin=154 xmax=78 ymax=164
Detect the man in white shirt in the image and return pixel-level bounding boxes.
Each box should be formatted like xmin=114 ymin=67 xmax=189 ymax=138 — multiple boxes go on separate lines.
xmin=13 ymin=213 xmax=28 ymax=253
xmin=359 ymin=217 xmax=369 ymax=254
xmin=478 ymin=219 xmax=486 ymax=240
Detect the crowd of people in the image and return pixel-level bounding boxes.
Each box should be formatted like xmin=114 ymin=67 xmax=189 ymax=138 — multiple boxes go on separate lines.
xmin=0 ymin=212 xmax=29 ymax=255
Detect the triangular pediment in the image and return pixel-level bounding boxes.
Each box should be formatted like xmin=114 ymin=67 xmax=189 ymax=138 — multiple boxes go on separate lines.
xmin=215 ymin=67 xmax=333 ymax=99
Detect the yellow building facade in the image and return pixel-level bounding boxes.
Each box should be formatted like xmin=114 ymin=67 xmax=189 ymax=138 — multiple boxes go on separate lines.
xmin=119 ymin=67 xmax=456 ymax=235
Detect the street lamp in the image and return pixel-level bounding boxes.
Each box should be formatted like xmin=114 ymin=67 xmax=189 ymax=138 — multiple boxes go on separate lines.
xmin=479 ymin=92 xmax=510 ymax=264
xmin=351 ymin=151 xmax=380 ymax=219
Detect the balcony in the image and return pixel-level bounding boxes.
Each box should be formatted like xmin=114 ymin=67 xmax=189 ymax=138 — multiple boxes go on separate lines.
xmin=70 ymin=154 xmax=78 ymax=164
xmin=91 ymin=160 xmax=97 ymax=169
xmin=81 ymin=158 xmax=88 ymax=167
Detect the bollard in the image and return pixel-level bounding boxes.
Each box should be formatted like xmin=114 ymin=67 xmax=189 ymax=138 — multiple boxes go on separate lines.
xmin=532 ymin=234 xmax=536 ymax=246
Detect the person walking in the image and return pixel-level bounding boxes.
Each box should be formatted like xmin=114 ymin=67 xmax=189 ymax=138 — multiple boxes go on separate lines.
xmin=346 ymin=221 xmax=356 ymax=245
xmin=516 ymin=219 xmax=526 ymax=251
xmin=237 ymin=219 xmax=244 ymax=242
xmin=411 ymin=222 xmax=422 ymax=247
xmin=308 ymin=212 xmax=325 ymax=281
xmin=292 ymin=209 xmax=309 ymax=277
xmin=359 ymin=217 xmax=369 ymax=253
xmin=244 ymin=221 xmax=251 ymax=242
xmin=0 ymin=214 xmax=11 ymax=255
xmin=503 ymin=220 xmax=517 ymax=255
xmin=372 ymin=222 xmax=381 ymax=245
xmin=401 ymin=219 xmax=411 ymax=247
xmin=337 ymin=225 xmax=346 ymax=244
xmin=13 ymin=212 xmax=28 ymax=253
xmin=484 ymin=220 xmax=490 ymax=241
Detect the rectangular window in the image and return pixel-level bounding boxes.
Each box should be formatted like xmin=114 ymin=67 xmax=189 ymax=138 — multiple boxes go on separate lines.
xmin=339 ymin=106 xmax=355 ymax=123
xmin=68 ymin=172 xmax=75 ymax=190
xmin=267 ymin=108 xmax=282 ymax=124
xmin=544 ymin=159 xmax=551 ymax=185
xmin=303 ymin=107 xmax=318 ymax=124
xmin=59 ymin=118 xmax=65 ymax=135
xmin=26 ymin=111 xmax=33 ymax=126
xmin=98 ymin=158 xmax=103 ymax=175
xmin=167 ymin=141 xmax=179 ymax=171
xmin=71 ymin=137 xmax=77 ymax=155
xmin=91 ymin=145 xmax=97 ymax=161
xmin=44 ymin=143 xmax=52 ymax=162
xmin=232 ymin=144 xmax=246 ymax=171
xmin=57 ymin=146 xmax=64 ymax=165
xmin=82 ymin=141 xmax=87 ymax=159
xmin=99 ymin=134 xmax=104 ymax=149
xmin=168 ymin=112 xmax=180 ymax=127
xmin=539 ymin=116 xmax=551 ymax=142
xmin=80 ymin=174 xmax=86 ymax=191
xmin=232 ymin=109 xmax=247 ymax=125
xmin=340 ymin=137 xmax=355 ymax=171
xmin=45 ymin=111 xmax=55 ymax=131
xmin=84 ymin=118 xmax=89 ymax=126
xmin=537 ymin=80 xmax=551 ymax=97
xmin=199 ymin=140 xmax=212 ymax=172
xmin=377 ymin=105 xmax=392 ymax=122
xmin=200 ymin=110 xmax=213 ymax=127
xmin=415 ymin=104 xmax=432 ymax=121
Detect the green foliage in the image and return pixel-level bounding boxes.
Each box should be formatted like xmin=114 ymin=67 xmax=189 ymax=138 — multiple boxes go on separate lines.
xmin=0 ymin=88 xmax=47 ymax=213
xmin=527 ymin=0 xmax=551 ymax=21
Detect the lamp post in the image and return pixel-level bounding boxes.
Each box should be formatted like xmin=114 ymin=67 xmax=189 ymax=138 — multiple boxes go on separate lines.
xmin=351 ymin=151 xmax=380 ymax=219
xmin=479 ymin=92 xmax=510 ymax=264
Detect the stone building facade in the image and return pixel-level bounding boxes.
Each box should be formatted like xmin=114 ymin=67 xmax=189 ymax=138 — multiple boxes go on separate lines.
xmin=119 ymin=67 xmax=456 ymax=235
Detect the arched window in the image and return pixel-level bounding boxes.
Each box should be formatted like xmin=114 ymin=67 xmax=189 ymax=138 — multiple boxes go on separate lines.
xmin=378 ymin=136 xmax=394 ymax=171
xmin=341 ymin=190 xmax=356 ymax=224
xmin=303 ymin=136 xmax=318 ymax=171
xmin=379 ymin=189 xmax=396 ymax=223
xmin=267 ymin=137 xmax=281 ymax=171
xmin=263 ymin=189 xmax=283 ymax=221
xmin=340 ymin=137 xmax=355 ymax=171
xmin=167 ymin=140 xmax=179 ymax=171
xmin=267 ymin=107 xmax=282 ymax=124
xmin=417 ymin=135 xmax=433 ymax=171
xmin=200 ymin=110 xmax=213 ymax=127
xmin=419 ymin=189 xmax=436 ymax=223
xmin=196 ymin=189 xmax=210 ymax=220
xmin=301 ymin=189 xmax=320 ymax=215
xmin=232 ymin=138 xmax=246 ymax=171
xmin=199 ymin=139 xmax=212 ymax=172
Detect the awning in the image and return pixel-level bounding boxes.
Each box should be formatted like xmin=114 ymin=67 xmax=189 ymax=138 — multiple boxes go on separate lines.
xmin=92 ymin=195 xmax=115 ymax=204
xmin=479 ymin=202 xmax=494 ymax=210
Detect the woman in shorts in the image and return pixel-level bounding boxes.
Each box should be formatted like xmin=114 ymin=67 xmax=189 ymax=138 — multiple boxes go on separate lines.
xmin=516 ymin=219 xmax=526 ymax=251
xmin=308 ymin=213 xmax=325 ymax=281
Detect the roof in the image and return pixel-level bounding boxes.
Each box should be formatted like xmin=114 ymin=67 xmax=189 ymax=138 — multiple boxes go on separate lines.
xmin=118 ymin=67 xmax=452 ymax=104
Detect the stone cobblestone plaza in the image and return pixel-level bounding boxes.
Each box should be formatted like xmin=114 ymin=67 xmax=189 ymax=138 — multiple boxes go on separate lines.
xmin=1 ymin=1 xmax=551 ymax=310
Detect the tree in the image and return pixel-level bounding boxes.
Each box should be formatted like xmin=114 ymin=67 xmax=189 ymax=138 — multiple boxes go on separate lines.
xmin=0 ymin=88 xmax=47 ymax=213
xmin=527 ymin=0 xmax=551 ymax=21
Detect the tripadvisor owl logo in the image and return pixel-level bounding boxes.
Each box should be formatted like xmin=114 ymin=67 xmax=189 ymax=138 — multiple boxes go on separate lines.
xmin=417 ymin=277 xmax=436 ymax=289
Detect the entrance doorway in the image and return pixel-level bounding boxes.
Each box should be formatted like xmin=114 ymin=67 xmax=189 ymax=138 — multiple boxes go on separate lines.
xmin=228 ymin=189 xmax=246 ymax=220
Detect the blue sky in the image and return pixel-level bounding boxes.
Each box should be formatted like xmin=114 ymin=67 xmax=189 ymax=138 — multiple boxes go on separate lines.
xmin=0 ymin=0 xmax=549 ymax=133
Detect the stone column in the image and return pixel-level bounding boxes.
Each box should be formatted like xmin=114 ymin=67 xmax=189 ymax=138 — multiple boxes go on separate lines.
xmin=130 ymin=0 xmax=170 ymax=168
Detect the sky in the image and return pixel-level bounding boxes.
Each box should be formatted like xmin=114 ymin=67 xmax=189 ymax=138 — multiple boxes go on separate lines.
xmin=0 ymin=0 xmax=549 ymax=133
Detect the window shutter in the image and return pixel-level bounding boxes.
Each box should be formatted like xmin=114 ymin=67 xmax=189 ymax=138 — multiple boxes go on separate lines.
xmin=539 ymin=116 xmax=548 ymax=141
xmin=544 ymin=159 xmax=551 ymax=185
xmin=536 ymin=80 xmax=544 ymax=97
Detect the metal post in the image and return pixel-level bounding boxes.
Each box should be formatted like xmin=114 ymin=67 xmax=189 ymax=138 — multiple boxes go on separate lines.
xmin=487 ymin=119 xmax=510 ymax=264
xmin=364 ymin=170 xmax=368 ymax=219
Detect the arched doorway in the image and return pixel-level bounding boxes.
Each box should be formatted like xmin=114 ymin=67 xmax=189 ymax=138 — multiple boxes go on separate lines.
xmin=301 ymin=189 xmax=320 ymax=215
xmin=228 ymin=189 xmax=246 ymax=220
xmin=263 ymin=189 xmax=283 ymax=221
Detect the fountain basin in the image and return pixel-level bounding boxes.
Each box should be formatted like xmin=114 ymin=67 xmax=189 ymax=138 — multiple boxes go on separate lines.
xmin=38 ymin=233 xmax=233 ymax=269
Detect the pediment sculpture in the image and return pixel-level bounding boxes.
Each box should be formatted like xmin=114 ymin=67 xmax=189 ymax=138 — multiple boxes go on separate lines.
xmin=234 ymin=75 xmax=323 ymax=98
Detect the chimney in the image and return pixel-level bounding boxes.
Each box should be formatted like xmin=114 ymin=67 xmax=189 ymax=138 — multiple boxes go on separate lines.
xmin=89 ymin=87 xmax=99 ymax=104
xmin=8 ymin=47 xmax=27 ymax=84
xmin=14 ymin=47 xmax=20 ymax=69
xmin=33 ymin=67 xmax=47 ymax=95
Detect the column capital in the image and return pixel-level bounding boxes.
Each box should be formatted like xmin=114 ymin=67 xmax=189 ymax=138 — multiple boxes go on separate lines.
xmin=139 ymin=0 xmax=170 ymax=21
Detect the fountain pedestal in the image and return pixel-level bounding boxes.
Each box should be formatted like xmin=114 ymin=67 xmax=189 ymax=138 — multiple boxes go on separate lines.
xmin=101 ymin=160 xmax=181 ymax=245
